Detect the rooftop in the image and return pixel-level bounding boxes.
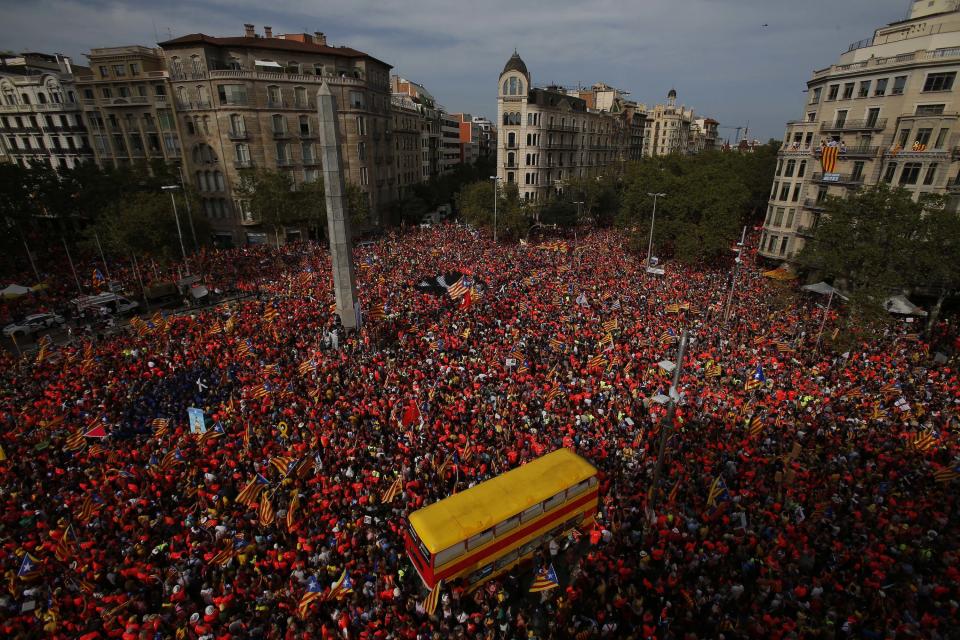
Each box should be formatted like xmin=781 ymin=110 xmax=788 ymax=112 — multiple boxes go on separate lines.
xmin=158 ymin=32 xmax=389 ymax=68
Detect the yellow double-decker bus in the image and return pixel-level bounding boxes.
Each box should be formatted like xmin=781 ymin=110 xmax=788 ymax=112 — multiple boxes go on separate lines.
xmin=405 ymin=448 xmax=599 ymax=590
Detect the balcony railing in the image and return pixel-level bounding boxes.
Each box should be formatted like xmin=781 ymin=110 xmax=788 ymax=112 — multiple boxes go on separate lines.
xmin=298 ymin=129 xmax=316 ymax=138
xmin=813 ymin=145 xmax=880 ymax=158
xmin=820 ymin=118 xmax=886 ymax=132
xmin=812 ymin=172 xmax=864 ymax=185
xmin=544 ymin=123 xmax=579 ymax=132
xmin=803 ymin=198 xmax=826 ymax=210
xmin=272 ymin=130 xmax=290 ymax=139
xmin=227 ymin=130 xmax=248 ymax=140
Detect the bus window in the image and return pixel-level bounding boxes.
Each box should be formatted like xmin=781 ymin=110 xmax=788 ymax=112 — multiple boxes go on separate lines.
xmin=567 ymin=479 xmax=590 ymax=499
xmin=543 ymin=491 xmax=565 ymax=512
xmin=434 ymin=541 xmax=465 ymax=566
xmin=519 ymin=536 xmax=541 ymax=557
xmin=520 ymin=503 xmax=543 ymax=523
xmin=468 ymin=563 xmax=493 ymax=584
xmin=495 ymin=549 xmax=519 ymax=570
xmin=495 ymin=515 xmax=520 ymax=537
xmin=467 ymin=528 xmax=494 ymax=550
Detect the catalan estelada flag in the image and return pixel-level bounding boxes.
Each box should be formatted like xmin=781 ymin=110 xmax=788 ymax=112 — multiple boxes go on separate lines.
xmin=298 ymin=575 xmax=324 ymax=618
xmin=821 ymin=145 xmax=839 ymax=174
xmin=529 ymin=564 xmax=560 ymax=592
xmin=18 ymin=552 xmax=41 ymax=580
xmin=422 ymin=579 xmax=443 ymax=615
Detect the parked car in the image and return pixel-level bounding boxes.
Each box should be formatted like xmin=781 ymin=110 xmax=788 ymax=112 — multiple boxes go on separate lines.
xmin=3 ymin=313 xmax=65 ymax=337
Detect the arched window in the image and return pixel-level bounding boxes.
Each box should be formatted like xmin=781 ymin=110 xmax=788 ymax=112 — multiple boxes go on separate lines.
xmin=190 ymin=55 xmax=203 ymax=75
xmin=507 ymin=151 xmax=515 ymax=167
xmin=169 ymin=57 xmax=182 ymax=77
xmin=21 ymin=93 xmax=30 ymax=105
xmin=509 ymin=77 xmax=518 ymax=95
xmin=227 ymin=57 xmax=241 ymax=70
xmin=502 ymin=112 xmax=509 ymax=126
xmin=37 ymin=92 xmax=47 ymax=104
xmin=508 ymin=132 xmax=515 ymax=146
xmin=502 ymin=80 xmax=508 ymax=95
xmin=196 ymin=85 xmax=208 ymax=104
xmin=177 ymin=86 xmax=188 ymax=105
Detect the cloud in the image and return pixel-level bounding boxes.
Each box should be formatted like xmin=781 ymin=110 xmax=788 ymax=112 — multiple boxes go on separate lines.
xmin=2 ymin=0 xmax=911 ymax=138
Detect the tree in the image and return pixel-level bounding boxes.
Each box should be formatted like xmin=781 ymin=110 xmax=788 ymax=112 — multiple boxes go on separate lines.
xmin=566 ymin=173 xmax=622 ymax=227
xmin=236 ymin=169 xmax=304 ymax=245
xmin=89 ymin=191 xmax=198 ymax=262
xmin=915 ymin=204 xmax=960 ymax=331
xmin=540 ymin=197 xmax=577 ymax=228
xmin=456 ymin=180 xmax=526 ymax=241
xmin=797 ymin=183 xmax=930 ymax=316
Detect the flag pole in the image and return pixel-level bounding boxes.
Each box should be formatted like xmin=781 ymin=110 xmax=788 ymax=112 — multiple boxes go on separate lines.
xmin=650 ymin=328 xmax=688 ymax=510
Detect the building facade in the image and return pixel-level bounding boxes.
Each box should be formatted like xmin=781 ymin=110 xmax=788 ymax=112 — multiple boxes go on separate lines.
xmin=496 ymin=52 xmax=645 ymax=202
xmin=0 ymin=52 xmax=94 ymax=171
xmin=390 ymin=93 xmax=423 ymax=198
xmin=691 ymin=117 xmax=719 ymax=154
xmin=439 ymin=112 xmax=461 ymax=173
xmin=760 ymin=0 xmax=960 ymax=261
xmin=391 ymin=75 xmax=442 ymax=181
xmin=451 ymin=113 xmax=479 ymax=165
xmin=471 ymin=115 xmax=496 ymax=159
xmin=156 ymin=26 xmax=394 ymax=244
xmin=640 ymin=90 xmax=697 ymax=157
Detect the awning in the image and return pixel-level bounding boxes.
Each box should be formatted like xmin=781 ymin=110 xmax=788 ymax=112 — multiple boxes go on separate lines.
xmin=1 ymin=284 xmax=33 ymax=299
xmin=254 ymin=60 xmax=282 ymax=68
xmin=762 ymin=265 xmax=797 ymax=281
xmin=884 ymin=295 xmax=927 ymax=316
xmin=801 ymin=281 xmax=849 ymax=300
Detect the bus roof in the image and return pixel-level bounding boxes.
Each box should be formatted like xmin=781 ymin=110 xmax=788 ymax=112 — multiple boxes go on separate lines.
xmin=409 ymin=448 xmax=596 ymax=553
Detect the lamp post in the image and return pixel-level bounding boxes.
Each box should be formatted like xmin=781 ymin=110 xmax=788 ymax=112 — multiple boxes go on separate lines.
xmin=646 ymin=192 xmax=666 ymax=267
xmin=723 ymin=225 xmax=748 ymax=323
xmin=650 ymin=328 xmax=689 ymax=510
xmin=489 ymin=175 xmax=501 ymax=243
xmin=161 ymin=185 xmax=190 ymax=276
xmin=177 ymin=165 xmax=199 ymax=252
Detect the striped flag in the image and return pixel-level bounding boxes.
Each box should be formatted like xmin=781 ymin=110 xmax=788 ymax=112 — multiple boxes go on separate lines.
xmin=933 ymin=464 xmax=960 ymax=483
xmin=298 ymin=358 xmax=316 ymax=376
xmin=224 ymin=316 xmax=235 ymax=334
xmin=65 ymin=429 xmax=86 ymax=452
xmin=598 ymin=333 xmax=613 ymax=350
xmin=263 ymin=306 xmax=280 ymax=324
xmin=447 ymin=278 xmax=469 ymax=300
xmin=236 ymin=339 xmax=254 ymax=358
xmin=78 ymin=494 xmax=103 ymax=523
xmin=545 ymin=385 xmax=562 ymax=404
xmin=236 ymin=474 xmax=270 ymax=506
xmin=548 ymin=337 xmax=566 ymax=352
xmin=17 ymin=553 xmax=42 ymax=580
xmin=287 ymin=491 xmax=300 ymax=531
xmin=668 ymin=479 xmax=681 ymax=504
xmin=774 ymin=340 xmax=793 ymax=353
xmin=329 ymin=569 xmax=354 ymax=600
xmin=54 ymin=524 xmax=76 ymax=562
xmin=250 ymin=382 xmax=272 ymax=399
xmin=665 ymin=303 xmax=680 ymax=314
xmin=911 ymin=429 xmax=938 ymax=453
xmin=262 ymin=363 xmax=281 ymax=377
xmin=659 ymin=328 xmax=676 ymax=346
xmin=298 ymin=575 xmax=324 ymax=618
xmin=529 ymin=564 xmax=560 ymax=592
xmin=422 ymin=580 xmax=443 ymax=615
xmin=258 ymin=494 xmax=275 ymax=527
xmin=270 ymin=456 xmax=295 ymax=477
xmin=210 ymin=546 xmax=236 ymax=567
xmin=602 ymin=319 xmax=618 ymax=333
xmin=587 ymin=354 xmax=608 ymax=370
xmin=705 ymin=362 xmax=722 ymax=378
xmin=152 ymin=312 xmax=168 ymax=333
xmin=434 ymin=455 xmax=452 ymax=477
xmin=381 ymin=475 xmax=403 ymax=504
xmin=744 ymin=365 xmax=766 ymax=391
xmin=706 ymin=475 xmax=729 ymax=508
xmin=748 ymin=415 xmax=763 ymax=439
xmin=151 ymin=417 xmax=170 ymax=438
xmin=36 ymin=336 xmax=52 ymax=364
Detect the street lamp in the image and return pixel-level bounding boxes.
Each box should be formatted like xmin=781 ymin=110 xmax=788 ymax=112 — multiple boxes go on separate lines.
xmin=162 ymin=185 xmax=190 ymax=276
xmin=723 ymin=226 xmax=748 ymax=323
xmin=177 ymin=165 xmax=200 ymax=252
xmin=646 ymin=192 xmax=666 ymax=273
xmin=489 ymin=176 xmax=501 ymax=243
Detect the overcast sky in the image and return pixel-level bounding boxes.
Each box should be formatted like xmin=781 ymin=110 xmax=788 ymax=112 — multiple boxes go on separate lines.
xmin=3 ymin=0 xmax=915 ymax=141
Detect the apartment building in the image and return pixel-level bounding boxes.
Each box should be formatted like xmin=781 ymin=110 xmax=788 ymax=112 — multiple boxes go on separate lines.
xmin=691 ymin=117 xmax=719 ymax=154
xmin=640 ymin=90 xmax=697 ymax=157
xmin=471 ymin=115 xmax=496 ymax=159
xmin=451 ymin=113 xmax=480 ymax=165
xmin=391 ymin=93 xmax=422 ymax=197
xmin=391 ymin=75 xmax=442 ymax=180
xmin=155 ymin=25 xmax=393 ymax=243
xmin=0 ymin=52 xmax=94 ymax=171
xmin=496 ymin=51 xmax=645 ymax=202
xmin=761 ymin=0 xmax=960 ymax=261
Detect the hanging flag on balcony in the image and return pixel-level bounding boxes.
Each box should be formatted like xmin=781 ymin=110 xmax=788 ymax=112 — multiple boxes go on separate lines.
xmin=821 ymin=145 xmax=839 ymax=174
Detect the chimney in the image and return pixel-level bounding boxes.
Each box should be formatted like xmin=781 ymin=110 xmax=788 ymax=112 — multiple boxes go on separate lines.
xmin=314 ymin=32 xmax=327 ymax=46
xmin=263 ymin=26 xmax=272 ymax=39
xmin=243 ymin=23 xmax=255 ymax=38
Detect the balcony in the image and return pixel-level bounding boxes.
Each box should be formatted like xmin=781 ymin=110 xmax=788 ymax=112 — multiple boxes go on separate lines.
xmin=298 ymin=129 xmax=316 ymax=139
xmin=812 ymin=172 xmax=864 ymax=185
xmin=544 ymin=123 xmax=578 ymax=132
xmin=272 ymin=130 xmax=290 ymax=139
xmin=503 ymin=141 xmax=518 ymax=149
xmin=234 ymin=159 xmax=253 ymax=169
xmin=813 ymin=145 xmax=880 ymax=158
xmin=267 ymin=100 xmax=288 ymax=109
xmin=227 ymin=129 xmax=248 ymax=141
xmin=803 ymin=198 xmax=826 ymax=210
xmin=820 ymin=118 xmax=886 ymax=132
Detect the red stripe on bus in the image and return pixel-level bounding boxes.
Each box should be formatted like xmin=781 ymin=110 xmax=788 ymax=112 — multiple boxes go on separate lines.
xmin=434 ymin=489 xmax=599 ymax=581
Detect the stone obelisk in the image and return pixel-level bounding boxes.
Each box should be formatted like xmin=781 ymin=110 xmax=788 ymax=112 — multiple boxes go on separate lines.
xmin=316 ymin=81 xmax=358 ymax=330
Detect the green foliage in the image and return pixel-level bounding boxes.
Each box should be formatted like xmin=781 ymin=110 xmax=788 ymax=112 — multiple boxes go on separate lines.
xmin=456 ymin=180 xmax=526 ymax=241
xmin=565 ymin=173 xmax=622 ymax=227
xmin=90 ymin=191 xmax=195 ymax=261
xmin=344 ymin=182 xmax=371 ymax=230
xmin=412 ymin=156 xmax=495 ymax=211
xmin=540 ymin=197 xmax=578 ymax=228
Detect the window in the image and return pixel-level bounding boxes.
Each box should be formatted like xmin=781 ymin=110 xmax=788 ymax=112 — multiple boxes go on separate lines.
xmin=357 ymin=116 xmax=366 ymax=135
xmin=898 ymin=128 xmax=911 ymax=148
xmin=271 ymin=114 xmax=285 ymax=133
xmin=566 ymin=477 xmax=597 ymax=499
xmin=467 ymin=564 xmax=493 ymax=584
xmin=915 ymin=104 xmax=945 ymax=116
xmin=360 ymin=166 xmax=368 ymax=185
xmin=834 ymin=110 xmax=847 ymax=127
xmin=874 ymin=78 xmax=888 ymax=96
xmin=924 ymin=162 xmax=938 ymax=185
xmin=857 ymin=80 xmax=871 ymax=97
xmin=83 ymin=88 xmax=94 ymax=100
xmin=230 ymin=114 xmax=245 ymax=135
xmin=916 ymin=128 xmax=933 ymax=146
xmin=129 ymin=63 xmax=140 ymax=75
xmin=215 ymin=171 xmax=224 ymax=191
xmin=810 ymin=87 xmax=822 ymax=104
xmin=842 ymin=83 xmax=854 ymax=100
xmin=434 ymin=542 xmax=464 ymax=566
xmin=275 ymin=142 xmax=288 ymax=163
xmin=779 ymin=183 xmax=789 ymax=200
xmin=299 ymin=115 xmax=310 ymax=135
xmin=495 ymin=516 xmax=519 ymax=536
xmin=520 ymin=503 xmax=543 ymax=523
xmin=776 ymin=159 xmax=783 ymax=176
xmin=358 ymin=141 xmax=366 ymax=161
xmin=934 ymin=127 xmax=950 ymax=149
xmin=865 ymin=108 xmax=881 ymax=128
xmin=798 ymin=160 xmax=807 ymax=178
xmin=494 ymin=549 xmax=519 ymax=570
xmin=519 ymin=537 xmax=542 ymax=557
xmin=784 ymin=159 xmax=796 ymax=177
xmin=349 ymin=91 xmax=365 ymax=109
xmin=466 ymin=528 xmax=494 ymax=550
xmin=785 ymin=209 xmax=795 ymax=228
xmin=851 ymin=160 xmax=865 ymax=181
xmin=882 ymin=162 xmax=897 ymax=183
xmin=773 ymin=207 xmax=784 ymax=226
xmin=899 ymin=162 xmax=921 ymax=185
xmin=771 ymin=181 xmax=779 ymax=198
xmin=98 ymin=65 xmax=109 ymax=78
xmin=817 ymin=187 xmax=827 ymax=203
xmin=294 ymin=86 xmax=307 ymax=107
xmin=101 ymin=87 xmax=113 ymax=99
xmin=118 ymin=86 xmax=130 ymax=98
xmin=217 ymin=84 xmax=247 ymax=105
xmin=923 ymin=71 xmax=956 ymax=92
xmin=235 ymin=143 xmax=250 ymax=163
xmin=807 ymin=112 xmax=817 ymax=122
xmin=767 ymin=235 xmax=777 ymax=251
xmin=779 ymin=237 xmax=789 ymax=256
xmin=190 ymin=56 xmax=203 ymax=75
xmin=892 ymin=76 xmax=907 ymax=95
xmin=791 ymin=183 xmax=801 ymax=202
xmin=157 ymin=109 xmax=174 ymax=130
xmin=543 ymin=491 xmax=566 ymax=512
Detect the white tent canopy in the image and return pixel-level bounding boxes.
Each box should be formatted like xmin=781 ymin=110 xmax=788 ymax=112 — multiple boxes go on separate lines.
xmin=884 ymin=295 xmax=928 ymax=316
xmin=801 ymin=282 xmax=849 ymax=300
xmin=1 ymin=284 xmax=33 ymax=299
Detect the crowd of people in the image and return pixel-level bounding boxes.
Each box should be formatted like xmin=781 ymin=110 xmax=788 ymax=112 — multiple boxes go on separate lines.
xmin=1 ymin=224 xmax=958 ymax=639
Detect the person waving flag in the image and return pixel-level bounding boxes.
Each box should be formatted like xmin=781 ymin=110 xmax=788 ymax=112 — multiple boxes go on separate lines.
xmin=529 ymin=564 xmax=560 ymax=592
